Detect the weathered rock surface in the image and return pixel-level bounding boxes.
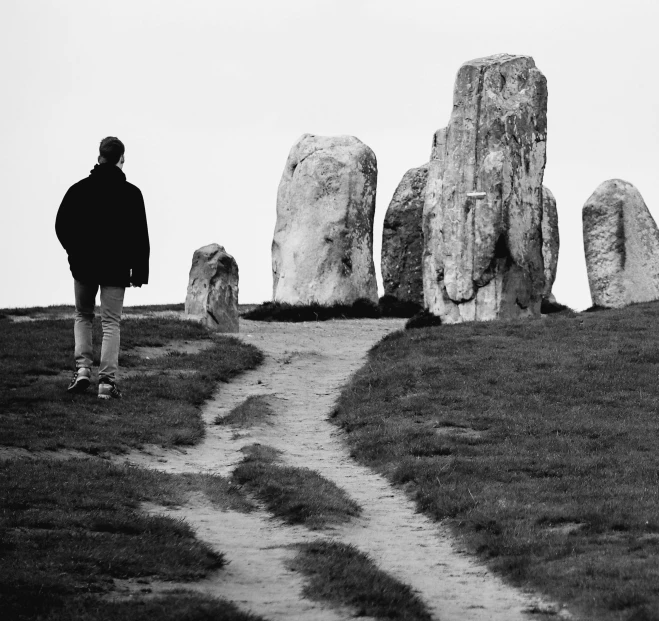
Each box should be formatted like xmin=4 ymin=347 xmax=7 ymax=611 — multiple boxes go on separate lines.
xmin=272 ymin=134 xmax=378 ymax=305
xmin=381 ymin=164 xmax=429 ymax=304
xmin=422 ymin=54 xmax=548 ymax=323
xmin=422 ymin=127 xmax=448 ymax=315
xmin=185 ymin=243 xmax=239 ymax=332
xmin=583 ymin=179 xmax=659 ymax=308
xmin=541 ymin=186 xmax=559 ymax=300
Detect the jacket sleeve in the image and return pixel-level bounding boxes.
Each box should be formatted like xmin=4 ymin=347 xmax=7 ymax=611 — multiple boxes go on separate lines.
xmin=55 ymin=186 xmax=76 ymax=253
xmin=130 ymin=189 xmax=150 ymax=285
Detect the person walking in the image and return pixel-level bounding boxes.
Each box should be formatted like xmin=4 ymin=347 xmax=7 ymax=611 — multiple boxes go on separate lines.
xmin=56 ymin=137 xmax=150 ymax=399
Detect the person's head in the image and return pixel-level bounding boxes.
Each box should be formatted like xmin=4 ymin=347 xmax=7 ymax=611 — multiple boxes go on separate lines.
xmin=98 ymin=136 xmax=125 ymax=168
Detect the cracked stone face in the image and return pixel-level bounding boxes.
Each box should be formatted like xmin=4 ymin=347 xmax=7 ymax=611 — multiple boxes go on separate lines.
xmin=583 ymin=179 xmax=659 ymax=308
xmin=422 ymin=54 xmax=548 ymax=323
xmin=185 ymin=243 xmax=239 ymax=332
xmin=272 ymin=134 xmax=378 ymax=305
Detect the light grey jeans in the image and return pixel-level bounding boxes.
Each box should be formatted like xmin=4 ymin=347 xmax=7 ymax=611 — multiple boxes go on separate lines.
xmin=74 ymin=280 xmax=125 ymax=381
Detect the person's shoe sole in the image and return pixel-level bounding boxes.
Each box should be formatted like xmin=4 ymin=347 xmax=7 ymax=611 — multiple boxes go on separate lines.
xmin=67 ymin=377 xmax=90 ymax=393
xmin=98 ymin=384 xmax=121 ymax=399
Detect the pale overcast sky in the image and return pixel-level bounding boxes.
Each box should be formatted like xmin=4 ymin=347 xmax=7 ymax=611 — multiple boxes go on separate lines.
xmin=1 ymin=0 xmax=657 ymax=310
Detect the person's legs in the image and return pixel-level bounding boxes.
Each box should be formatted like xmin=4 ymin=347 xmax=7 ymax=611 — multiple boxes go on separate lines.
xmin=70 ymin=280 xmax=98 ymax=393
xmin=98 ymin=285 xmax=125 ymax=382
xmin=74 ymin=280 xmax=98 ymax=368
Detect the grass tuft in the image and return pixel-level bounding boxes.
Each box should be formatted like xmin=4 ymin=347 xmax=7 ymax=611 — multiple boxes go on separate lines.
xmin=377 ymin=295 xmax=423 ymax=318
xmin=405 ymin=309 xmax=443 ymax=330
xmin=240 ymin=443 xmax=283 ymax=462
xmin=242 ymin=298 xmax=380 ymax=322
xmin=214 ymin=394 xmax=275 ymax=426
xmin=242 ymin=295 xmax=421 ymax=322
xmin=584 ymin=304 xmax=609 ymax=313
xmin=540 ymin=298 xmax=574 ymax=314
xmin=290 ymin=540 xmax=432 ymax=620
xmin=232 ymin=443 xmax=360 ymax=529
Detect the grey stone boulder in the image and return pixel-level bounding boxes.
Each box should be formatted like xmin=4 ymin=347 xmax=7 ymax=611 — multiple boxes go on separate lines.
xmin=185 ymin=243 xmax=239 ymax=332
xmin=583 ymin=179 xmax=659 ymax=308
xmin=422 ymin=54 xmax=548 ymax=323
xmin=272 ymin=134 xmax=378 ymax=305
xmin=381 ymin=164 xmax=428 ymax=305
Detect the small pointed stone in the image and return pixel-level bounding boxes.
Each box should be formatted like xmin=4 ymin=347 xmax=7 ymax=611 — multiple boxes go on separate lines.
xmin=185 ymin=244 xmax=239 ymax=332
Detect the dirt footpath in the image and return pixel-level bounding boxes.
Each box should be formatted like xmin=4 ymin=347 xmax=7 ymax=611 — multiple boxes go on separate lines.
xmin=119 ymin=318 xmax=567 ymax=621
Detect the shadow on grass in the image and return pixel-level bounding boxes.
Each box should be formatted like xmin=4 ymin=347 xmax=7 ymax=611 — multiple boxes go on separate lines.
xmin=232 ymin=444 xmax=361 ymax=529
xmin=333 ymin=301 xmax=659 ymax=621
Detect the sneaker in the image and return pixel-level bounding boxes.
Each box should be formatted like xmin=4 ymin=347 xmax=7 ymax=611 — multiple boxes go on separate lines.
xmin=67 ymin=368 xmax=91 ymax=393
xmin=98 ymin=378 xmax=122 ymax=400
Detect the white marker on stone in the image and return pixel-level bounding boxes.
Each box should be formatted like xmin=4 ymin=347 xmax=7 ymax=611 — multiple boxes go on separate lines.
xmin=466 ymin=191 xmax=487 ymax=199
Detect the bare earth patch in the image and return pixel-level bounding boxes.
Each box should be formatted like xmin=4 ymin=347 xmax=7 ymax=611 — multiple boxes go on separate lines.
xmin=116 ymin=318 xmax=568 ymax=621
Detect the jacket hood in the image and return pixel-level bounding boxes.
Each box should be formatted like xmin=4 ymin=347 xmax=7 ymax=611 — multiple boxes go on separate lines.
xmin=89 ymin=163 xmax=126 ymax=182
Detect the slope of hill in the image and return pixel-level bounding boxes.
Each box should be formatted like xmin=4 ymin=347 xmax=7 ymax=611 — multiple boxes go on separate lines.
xmin=333 ymin=302 xmax=659 ymax=621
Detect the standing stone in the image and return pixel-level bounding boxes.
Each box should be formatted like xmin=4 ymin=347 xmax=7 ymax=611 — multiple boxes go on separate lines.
xmin=185 ymin=243 xmax=239 ymax=332
xmin=422 ymin=127 xmax=448 ymax=315
xmin=422 ymin=54 xmax=548 ymax=323
xmin=583 ymin=179 xmax=659 ymax=308
xmin=541 ymin=186 xmax=559 ymax=300
xmin=381 ymin=164 xmax=429 ymax=305
xmin=272 ymin=134 xmax=378 ymax=305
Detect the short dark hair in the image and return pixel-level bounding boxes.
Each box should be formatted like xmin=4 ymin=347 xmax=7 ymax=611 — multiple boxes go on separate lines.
xmin=99 ymin=136 xmax=125 ymax=165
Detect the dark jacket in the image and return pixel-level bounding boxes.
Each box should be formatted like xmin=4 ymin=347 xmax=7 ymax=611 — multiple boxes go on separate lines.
xmin=56 ymin=163 xmax=150 ymax=286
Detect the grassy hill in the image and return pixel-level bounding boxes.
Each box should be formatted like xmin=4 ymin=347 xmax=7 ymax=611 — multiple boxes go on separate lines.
xmin=0 ymin=306 xmax=265 ymax=621
xmin=332 ymin=301 xmax=659 ymax=621
xmin=5 ymin=301 xmax=659 ymax=620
